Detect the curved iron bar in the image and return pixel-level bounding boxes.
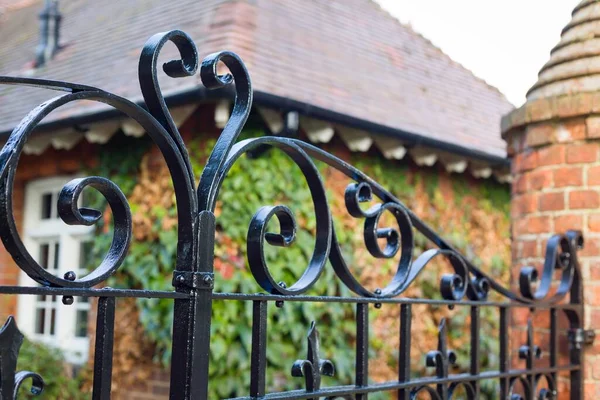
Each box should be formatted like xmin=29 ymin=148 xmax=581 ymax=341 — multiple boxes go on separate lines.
xmin=447 ymin=381 xmax=477 ymax=400
xmin=13 ymin=371 xmax=44 ymax=398
xmin=0 ymin=27 xmax=586 ymax=400
xmin=0 ymin=88 xmax=197 ymax=287
xmin=534 ymin=374 xmax=557 ymax=400
xmin=410 ymin=385 xmax=442 ymax=400
xmin=508 ymin=376 xmax=532 ymax=400
xmin=201 ymin=132 xmax=583 ymax=304
xmin=0 ymin=29 xmax=583 ymax=301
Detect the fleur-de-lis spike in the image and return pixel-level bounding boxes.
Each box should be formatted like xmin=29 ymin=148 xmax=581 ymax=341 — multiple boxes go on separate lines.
xmin=0 ymin=317 xmax=44 ymax=399
xmin=425 ymin=319 xmax=457 ymax=378
xmin=424 ymin=319 xmax=457 ymax=399
xmin=518 ymin=319 xmax=542 ymax=368
xmin=292 ymin=321 xmax=335 ymax=395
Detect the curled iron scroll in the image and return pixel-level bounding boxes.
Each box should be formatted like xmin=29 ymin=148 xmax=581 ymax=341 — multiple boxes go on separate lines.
xmin=0 ymin=28 xmax=585 ymax=305
xmin=0 ymin=29 xmax=206 ymax=287
xmin=206 ymin=131 xmax=582 ymax=304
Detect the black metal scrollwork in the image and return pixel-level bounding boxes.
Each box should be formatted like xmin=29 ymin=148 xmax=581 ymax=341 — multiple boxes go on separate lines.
xmin=508 ymin=320 xmax=557 ymax=400
xmin=412 ymin=319 xmax=477 ymax=400
xmin=0 ymin=28 xmax=584 ymax=304
xmin=0 ymin=28 xmax=586 ymax=400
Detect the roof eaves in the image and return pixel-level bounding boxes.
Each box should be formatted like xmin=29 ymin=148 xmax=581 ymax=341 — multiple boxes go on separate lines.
xmin=0 ymin=85 xmax=509 ymax=166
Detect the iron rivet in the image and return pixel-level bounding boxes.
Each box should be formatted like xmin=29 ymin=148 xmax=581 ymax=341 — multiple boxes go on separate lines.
xmin=448 ymin=304 xmax=455 ymax=310
xmin=374 ymin=288 xmax=382 ymax=295
xmin=278 ymin=281 xmax=287 ymax=289
xmin=203 ymin=275 xmax=213 ymax=285
xmin=62 ymin=296 xmax=74 ymax=305
xmin=64 ymin=271 xmax=76 ymax=281
xmin=176 ymin=275 xmax=185 ymax=283
xmin=275 ymin=300 xmax=284 ymax=308
xmin=374 ymin=303 xmax=382 ymax=309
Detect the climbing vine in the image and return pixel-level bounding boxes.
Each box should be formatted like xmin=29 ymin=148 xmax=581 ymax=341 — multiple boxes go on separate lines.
xmin=85 ymin=128 xmax=510 ymax=399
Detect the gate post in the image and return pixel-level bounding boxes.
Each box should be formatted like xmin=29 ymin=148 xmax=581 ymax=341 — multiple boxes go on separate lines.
xmin=170 ymin=211 xmax=216 ymax=399
xmin=502 ymin=2 xmax=600 ymax=397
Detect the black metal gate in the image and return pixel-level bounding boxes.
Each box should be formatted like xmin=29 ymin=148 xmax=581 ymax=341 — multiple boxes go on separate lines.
xmin=0 ymin=30 xmax=586 ymax=399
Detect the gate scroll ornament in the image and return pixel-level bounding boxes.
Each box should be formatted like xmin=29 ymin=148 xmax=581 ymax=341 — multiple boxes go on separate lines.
xmin=0 ymin=30 xmax=587 ymax=399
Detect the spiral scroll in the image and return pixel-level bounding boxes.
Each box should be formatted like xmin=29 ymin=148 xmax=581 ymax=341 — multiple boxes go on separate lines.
xmin=0 ymin=28 xmax=584 ymax=304
xmin=0 ymin=29 xmax=205 ymax=287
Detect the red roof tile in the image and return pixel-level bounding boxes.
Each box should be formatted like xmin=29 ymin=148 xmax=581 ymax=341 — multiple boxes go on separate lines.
xmin=0 ymin=0 xmax=512 ymax=158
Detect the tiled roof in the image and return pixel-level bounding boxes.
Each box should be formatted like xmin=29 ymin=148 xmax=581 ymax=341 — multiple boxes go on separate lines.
xmin=0 ymin=0 xmax=513 ymax=158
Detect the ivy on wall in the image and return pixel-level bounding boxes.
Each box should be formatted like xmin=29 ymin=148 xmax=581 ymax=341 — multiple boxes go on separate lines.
xmin=82 ymin=129 xmax=510 ymax=399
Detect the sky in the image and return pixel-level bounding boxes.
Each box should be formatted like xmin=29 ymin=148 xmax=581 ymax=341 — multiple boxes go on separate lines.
xmin=376 ymin=0 xmax=580 ymax=106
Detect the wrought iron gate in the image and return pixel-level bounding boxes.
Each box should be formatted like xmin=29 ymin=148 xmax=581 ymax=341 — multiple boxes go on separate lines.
xmin=0 ymin=30 xmax=586 ymax=399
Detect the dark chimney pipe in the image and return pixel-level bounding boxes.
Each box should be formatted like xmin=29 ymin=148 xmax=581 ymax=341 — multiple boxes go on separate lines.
xmin=34 ymin=0 xmax=61 ymax=68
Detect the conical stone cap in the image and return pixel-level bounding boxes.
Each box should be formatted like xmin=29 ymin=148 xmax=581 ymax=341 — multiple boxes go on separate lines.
xmin=528 ymin=0 xmax=600 ymax=100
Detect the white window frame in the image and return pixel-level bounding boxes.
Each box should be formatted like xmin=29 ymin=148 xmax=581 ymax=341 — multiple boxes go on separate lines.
xmin=17 ymin=176 xmax=94 ymax=364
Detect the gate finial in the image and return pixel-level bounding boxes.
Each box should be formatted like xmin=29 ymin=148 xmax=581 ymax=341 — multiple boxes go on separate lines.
xmin=0 ymin=317 xmax=44 ymax=399
xmin=292 ymin=321 xmax=335 ymax=394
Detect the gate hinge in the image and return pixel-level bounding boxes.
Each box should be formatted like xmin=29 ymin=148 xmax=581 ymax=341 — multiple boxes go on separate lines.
xmin=173 ymin=271 xmax=214 ymax=290
xmin=568 ymin=328 xmax=595 ymax=349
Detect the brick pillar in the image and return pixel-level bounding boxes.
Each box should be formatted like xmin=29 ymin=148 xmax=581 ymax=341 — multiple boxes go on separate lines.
xmin=502 ymin=2 xmax=600 ymax=396
xmin=504 ymin=95 xmax=600 ymax=397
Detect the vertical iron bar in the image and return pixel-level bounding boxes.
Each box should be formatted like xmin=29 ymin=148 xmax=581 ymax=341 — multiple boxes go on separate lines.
xmin=550 ymin=308 xmax=557 ymax=399
xmin=569 ymin=257 xmax=584 ymax=400
xmin=92 ymin=297 xmax=115 ymax=400
xmin=250 ymin=300 xmax=268 ymax=397
xmin=170 ymin=211 xmax=216 ymax=400
xmin=470 ymin=306 xmax=480 ymax=399
xmin=570 ymin=318 xmax=583 ymax=400
xmin=189 ymin=211 xmax=215 ymax=399
xmin=549 ymin=308 xmax=558 ymax=367
xmin=499 ymin=306 xmax=509 ymax=399
xmin=398 ymin=304 xmax=411 ymax=400
xmin=527 ymin=314 xmax=535 ymax=400
xmin=355 ymin=303 xmax=369 ymax=400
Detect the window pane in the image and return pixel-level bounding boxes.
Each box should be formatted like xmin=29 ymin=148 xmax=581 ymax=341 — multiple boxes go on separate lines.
xmin=50 ymin=308 xmax=56 ymax=336
xmin=41 ymin=193 xmax=53 ymax=219
xmin=35 ymin=308 xmax=46 ymax=334
xmin=53 ymin=242 xmax=60 ymax=271
xmin=39 ymin=243 xmax=49 ymax=269
xmin=75 ymin=310 xmax=88 ymax=337
xmin=79 ymin=241 xmax=94 ymax=273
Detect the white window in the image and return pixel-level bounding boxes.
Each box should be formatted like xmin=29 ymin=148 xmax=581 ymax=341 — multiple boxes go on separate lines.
xmin=17 ymin=177 xmax=94 ymax=364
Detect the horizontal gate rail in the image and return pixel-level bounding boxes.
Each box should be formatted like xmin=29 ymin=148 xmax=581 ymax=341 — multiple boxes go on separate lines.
xmin=0 ymin=29 xmax=585 ymax=400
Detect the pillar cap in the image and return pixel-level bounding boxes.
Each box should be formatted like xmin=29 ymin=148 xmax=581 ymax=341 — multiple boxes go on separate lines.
xmin=527 ymin=0 xmax=600 ymax=101
xmin=503 ymin=1 xmax=600 ymax=137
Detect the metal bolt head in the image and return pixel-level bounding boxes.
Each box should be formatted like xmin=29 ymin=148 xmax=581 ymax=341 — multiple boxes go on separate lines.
xmin=374 ymin=303 xmax=382 ymax=309
xmin=278 ymin=281 xmax=287 ymax=289
xmin=374 ymin=288 xmax=382 ymax=295
xmin=203 ymin=275 xmax=213 ymax=286
xmin=62 ymin=296 xmax=74 ymax=305
xmin=176 ymin=275 xmax=185 ymax=283
xmin=64 ymin=271 xmax=76 ymax=281
xmin=275 ymin=300 xmax=284 ymax=308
